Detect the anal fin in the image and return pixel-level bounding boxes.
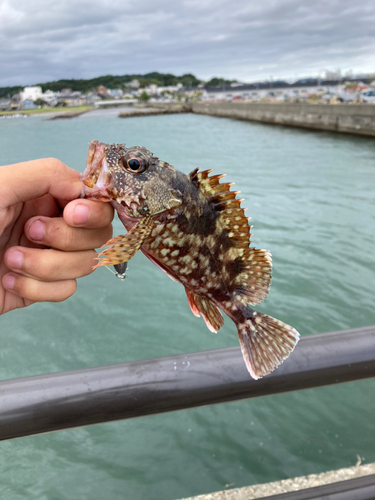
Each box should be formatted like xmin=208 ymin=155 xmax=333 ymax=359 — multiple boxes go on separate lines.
xmin=93 ymin=217 xmax=154 ymax=269
xmin=185 ymin=289 xmax=224 ymax=333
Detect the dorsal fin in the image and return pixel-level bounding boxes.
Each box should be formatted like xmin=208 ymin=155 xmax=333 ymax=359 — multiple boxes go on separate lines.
xmin=188 ymin=168 xmax=252 ymax=247
xmin=189 ymin=168 xmax=214 ymax=185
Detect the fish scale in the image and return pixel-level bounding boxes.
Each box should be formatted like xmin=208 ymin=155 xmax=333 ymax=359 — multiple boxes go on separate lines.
xmin=81 ymin=139 xmax=300 ymax=379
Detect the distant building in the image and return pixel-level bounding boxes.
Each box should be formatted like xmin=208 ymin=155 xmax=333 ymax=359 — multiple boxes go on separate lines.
xmin=86 ymin=92 xmax=99 ymax=105
xmin=107 ymin=88 xmax=124 ymax=99
xmin=201 ymin=79 xmax=342 ymax=101
xmin=129 ymin=79 xmax=140 ymax=89
xmin=97 ymin=86 xmax=109 ymax=98
xmin=56 ymin=91 xmax=86 ymax=107
xmin=200 ymin=77 xmax=374 ymax=102
xmin=11 ymin=93 xmax=21 ymax=109
xmin=0 ymin=99 xmax=11 ymax=111
xmin=42 ymin=90 xmax=58 ymax=107
xmin=145 ymin=84 xmax=158 ymax=95
xmin=19 ymin=86 xmax=43 ymax=102
xmin=20 ymin=99 xmax=37 ymax=110
xmin=157 ymin=84 xmax=183 ymax=94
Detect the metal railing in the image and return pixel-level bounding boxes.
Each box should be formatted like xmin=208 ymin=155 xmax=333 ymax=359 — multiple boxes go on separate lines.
xmin=0 ymin=325 xmax=374 ymax=441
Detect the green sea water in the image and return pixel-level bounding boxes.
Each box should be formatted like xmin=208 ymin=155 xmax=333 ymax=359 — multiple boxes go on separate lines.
xmin=0 ymin=110 xmax=374 ymax=500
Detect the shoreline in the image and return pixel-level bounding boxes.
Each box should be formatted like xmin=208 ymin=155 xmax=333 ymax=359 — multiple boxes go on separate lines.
xmin=0 ymin=105 xmax=93 ymax=118
xmin=2 ymin=102 xmax=375 ymax=137
xmin=132 ymin=101 xmax=375 ymax=137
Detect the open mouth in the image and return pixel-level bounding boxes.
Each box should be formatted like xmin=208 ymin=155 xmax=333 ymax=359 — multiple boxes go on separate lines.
xmin=81 ymin=140 xmax=112 ymax=201
xmin=112 ymin=197 xmax=143 ymax=220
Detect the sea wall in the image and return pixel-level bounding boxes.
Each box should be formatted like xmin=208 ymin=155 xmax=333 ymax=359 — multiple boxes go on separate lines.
xmin=190 ymin=102 xmax=375 ymax=137
xmin=143 ymin=102 xmax=192 ymax=113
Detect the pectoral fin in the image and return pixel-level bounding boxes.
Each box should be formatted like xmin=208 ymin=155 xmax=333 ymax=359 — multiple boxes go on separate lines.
xmin=93 ymin=217 xmax=154 ymax=269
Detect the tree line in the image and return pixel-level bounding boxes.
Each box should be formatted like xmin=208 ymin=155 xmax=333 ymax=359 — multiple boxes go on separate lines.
xmin=0 ymin=73 xmax=238 ymax=99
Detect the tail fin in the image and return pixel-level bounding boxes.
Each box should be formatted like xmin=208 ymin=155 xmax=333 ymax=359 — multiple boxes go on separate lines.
xmin=237 ymin=311 xmax=300 ymax=379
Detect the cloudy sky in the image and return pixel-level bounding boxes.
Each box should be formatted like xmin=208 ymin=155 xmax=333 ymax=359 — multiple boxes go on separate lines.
xmin=0 ymin=0 xmax=374 ymax=87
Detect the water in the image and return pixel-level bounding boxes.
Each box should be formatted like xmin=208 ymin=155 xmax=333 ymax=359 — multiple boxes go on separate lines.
xmin=0 ymin=110 xmax=374 ymax=500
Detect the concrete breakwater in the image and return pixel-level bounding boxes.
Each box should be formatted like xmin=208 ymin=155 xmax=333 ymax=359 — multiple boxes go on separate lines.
xmin=149 ymin=102 xmax=375 ymax=137
xmin=48 ymin=109 xmax=91 ymax=120
xmin=118 ymin=102 xmax=191 ymax=118
xmin=118 ymin=103 xmax=190 ymax=118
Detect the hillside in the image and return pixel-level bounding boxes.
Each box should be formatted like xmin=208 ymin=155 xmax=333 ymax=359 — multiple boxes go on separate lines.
xmin=0 ymin=73 xmax=242 ymax=99
xmin=0 ymin=72 xmax=202 ymax=99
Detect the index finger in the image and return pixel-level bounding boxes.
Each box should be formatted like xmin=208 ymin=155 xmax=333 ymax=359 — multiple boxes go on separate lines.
xmin=0 ymin=158 xmax=81 ymax=208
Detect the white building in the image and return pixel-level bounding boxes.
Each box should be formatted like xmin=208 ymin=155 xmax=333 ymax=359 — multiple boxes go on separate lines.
xmin=201 ymin=80 xmax=344 ymax=102
xmin=145 ymin=84 xmax=158 ymax=95
xmin=157 ymin=83 xmax=183 ymax=93
xmin=42 ymin=89 xmax=58 ymax=106
xmin=129 ymin=79 xmax=140 ymax=89
xmin=19 ymin=86 xmax=43 ymax=102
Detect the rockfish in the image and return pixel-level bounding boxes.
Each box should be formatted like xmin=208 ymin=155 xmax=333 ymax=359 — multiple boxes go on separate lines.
xmin=81 ymin=140 xmax=300 ymax=379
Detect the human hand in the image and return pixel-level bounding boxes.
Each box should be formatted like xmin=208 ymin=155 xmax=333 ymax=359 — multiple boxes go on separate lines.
xmin=0 ymin=158 xmax=113 ymax=315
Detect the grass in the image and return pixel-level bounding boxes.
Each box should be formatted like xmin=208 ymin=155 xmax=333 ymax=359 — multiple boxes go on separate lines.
xmin=0 ymin=105 xmax=93 ymax=116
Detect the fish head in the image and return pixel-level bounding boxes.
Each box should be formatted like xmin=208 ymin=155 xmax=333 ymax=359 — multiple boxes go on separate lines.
xmin=81 ymin=140 xmax=182 ymax=218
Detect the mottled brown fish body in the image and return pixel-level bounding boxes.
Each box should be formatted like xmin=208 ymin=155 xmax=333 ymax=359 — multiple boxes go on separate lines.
xmin=81 ymin=140 xmax=300 ymax=379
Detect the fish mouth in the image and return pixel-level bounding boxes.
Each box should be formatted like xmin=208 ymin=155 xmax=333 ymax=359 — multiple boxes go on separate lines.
xmin=81 ymin=140 xmax=112 ymax=201
xmin=112 ymin=199 xmax=142 ymax=222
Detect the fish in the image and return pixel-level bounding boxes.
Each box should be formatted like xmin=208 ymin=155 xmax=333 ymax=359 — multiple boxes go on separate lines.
xmin=81 ymin=139 xmax=300 ymax=379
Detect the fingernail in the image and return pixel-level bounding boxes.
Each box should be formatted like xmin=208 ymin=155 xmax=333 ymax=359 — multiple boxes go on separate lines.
xmin=3 ymin=274 xmax=15 ymax=290
xmin=73 ymin=204 xmax=89 ymax=225
xmin=29 ymin=219 xmax=45 ymax=241
xmin=7 ymin=250 xmax=23 ymax=270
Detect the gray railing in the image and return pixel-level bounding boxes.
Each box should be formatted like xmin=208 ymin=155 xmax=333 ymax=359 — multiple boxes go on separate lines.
xmin=0 ymin=325 xmax=374 ymax=441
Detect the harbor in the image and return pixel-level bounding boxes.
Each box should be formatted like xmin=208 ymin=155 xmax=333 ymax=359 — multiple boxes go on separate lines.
xmin=1 ymin=110 xmax=374 ymax=500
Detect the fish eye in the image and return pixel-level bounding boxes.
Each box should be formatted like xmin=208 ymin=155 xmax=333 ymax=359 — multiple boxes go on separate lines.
xmin=124 ymin=157 xmax=147 ymax=173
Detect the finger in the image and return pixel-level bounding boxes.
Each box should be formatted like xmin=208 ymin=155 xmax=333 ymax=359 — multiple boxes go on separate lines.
xmin=2 ymin=273 xmax=77 ymax=303
xmin=0 ymin=158 xmax=81 ymax=208
xmin=63 ymin=199 xmax=114 ymax=228
xmin=24 ymin=216 xmax=113 ymax=251
xmin=4 ymin=247 xmax=97 ymax=281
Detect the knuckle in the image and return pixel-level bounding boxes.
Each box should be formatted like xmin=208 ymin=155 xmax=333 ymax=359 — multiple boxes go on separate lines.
xmin=21 ymin=248 xmax=54 ymax=280
xmin=45 ymin=158 xmax=67 ymax=175
xmin=36 ymin=251 xmax=57 ymax=280
xmin=62 ymin=229 xmax=75 ymax=251
xmin=47 ymin=220 xmax=73 ymax=250
xmin=12 ymin=276 xmax=40 ymax=301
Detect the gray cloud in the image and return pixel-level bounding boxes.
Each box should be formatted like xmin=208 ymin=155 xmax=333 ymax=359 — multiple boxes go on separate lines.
xmin=0 ymin=0 xmax=374 ymax=87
